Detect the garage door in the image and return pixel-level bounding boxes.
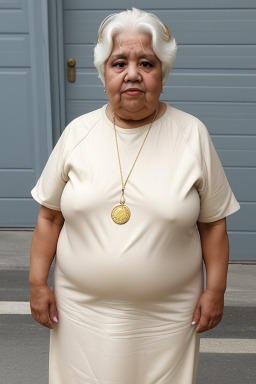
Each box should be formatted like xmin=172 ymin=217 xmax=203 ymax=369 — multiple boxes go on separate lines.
xmin=62 ymin=0 xmax=256 ymax=260
xmin=0 ymin=0 xmax=52 ymax=227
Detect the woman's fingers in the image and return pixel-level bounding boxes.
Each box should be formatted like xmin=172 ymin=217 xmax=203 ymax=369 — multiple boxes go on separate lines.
xmin=208 ymin=315 xmax=222 ymax=330
xmin=196 ymin=314 xmax=222 ymax=333
xmin=49 ymin=301 xmax=58 ymax=323
xmin=191 ymin=301 xmax=210 ymax=333
xmin=38 ymin=316 xmax=54 ymax=329
xmin=30 ymin=300 xmax=53 ymax=329
xmin=196 ymin=315 xmax=210 ymax=333
xmin=191 ymin=303 xmax=201 ymax=326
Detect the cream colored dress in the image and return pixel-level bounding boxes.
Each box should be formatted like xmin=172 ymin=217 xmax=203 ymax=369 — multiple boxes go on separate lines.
xmin=31 ymin=104 xmax=240 ymax=384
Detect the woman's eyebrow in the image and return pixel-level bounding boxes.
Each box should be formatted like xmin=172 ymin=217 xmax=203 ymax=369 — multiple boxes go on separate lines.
xmin=110 ymin=54 xmax=127 ymax=60
xmin=138 ymin=54 xmax=155 ymax=61
xmin=110 ymin=54 xmax=156 ymax=61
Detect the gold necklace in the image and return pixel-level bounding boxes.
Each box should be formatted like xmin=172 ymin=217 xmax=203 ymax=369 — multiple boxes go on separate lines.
xmin=111 ymin=106 xmax=159 ymax=224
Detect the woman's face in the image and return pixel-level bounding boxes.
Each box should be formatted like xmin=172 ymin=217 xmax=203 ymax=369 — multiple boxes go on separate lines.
xmin=104 ymin=32 xmax=162 ymax=122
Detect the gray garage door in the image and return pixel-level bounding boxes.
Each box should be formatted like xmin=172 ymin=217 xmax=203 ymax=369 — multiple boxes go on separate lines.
xmin=0 ymin=0 xmax=52 ymax=227
xmin=62 ymin=0 xmax=256 ymax=260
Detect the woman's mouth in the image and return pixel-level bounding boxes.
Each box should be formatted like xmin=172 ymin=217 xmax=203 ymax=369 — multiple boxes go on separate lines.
xmin=123 ymin=89 xmax=143 ymax=96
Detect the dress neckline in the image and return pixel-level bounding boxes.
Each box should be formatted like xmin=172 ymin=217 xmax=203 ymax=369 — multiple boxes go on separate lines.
xmin=101 ymin=103 xmax=172 ymax=135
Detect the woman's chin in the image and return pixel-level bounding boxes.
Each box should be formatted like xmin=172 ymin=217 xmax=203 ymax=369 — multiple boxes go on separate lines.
xmin=120 ymin=101 xmax=148 ymax=115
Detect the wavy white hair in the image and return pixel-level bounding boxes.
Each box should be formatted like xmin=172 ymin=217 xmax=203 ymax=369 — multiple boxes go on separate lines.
xmin=94 ymin=8 xmax=177 ymax=85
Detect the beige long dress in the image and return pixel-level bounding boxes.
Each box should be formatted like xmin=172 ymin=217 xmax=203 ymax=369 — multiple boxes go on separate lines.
xmin=31 ymin=103 xmax=240 ymax=384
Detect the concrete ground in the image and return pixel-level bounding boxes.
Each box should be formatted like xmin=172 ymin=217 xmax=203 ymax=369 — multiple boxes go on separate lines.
xmin=0 ymin=230 xmax=256 ymax=384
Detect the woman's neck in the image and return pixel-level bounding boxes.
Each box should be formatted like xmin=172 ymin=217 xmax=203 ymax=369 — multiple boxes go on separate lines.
xmin=106 ymin=102 xmax=167 ymax=129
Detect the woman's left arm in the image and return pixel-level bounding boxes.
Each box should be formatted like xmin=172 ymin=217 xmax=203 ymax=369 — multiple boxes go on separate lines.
xmin=192 ymin=217 xmax=229 ymax=333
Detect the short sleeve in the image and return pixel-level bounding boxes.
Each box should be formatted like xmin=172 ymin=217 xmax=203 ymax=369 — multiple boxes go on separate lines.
xmin=197 ymin=122 xmax=240 ymax=222
xmin=31 ymin=123 xmax=72 ymax=211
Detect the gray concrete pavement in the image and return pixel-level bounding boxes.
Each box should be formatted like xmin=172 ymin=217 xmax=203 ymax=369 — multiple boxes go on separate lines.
xmin=0 ymin=230 xmax=33 ymax=270
xmin=1 ymin=230 xmax=256 ymax=383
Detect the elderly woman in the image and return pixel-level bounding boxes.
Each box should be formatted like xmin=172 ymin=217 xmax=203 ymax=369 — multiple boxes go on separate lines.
xmin=29 ymin=8 xmax=240 ymax=384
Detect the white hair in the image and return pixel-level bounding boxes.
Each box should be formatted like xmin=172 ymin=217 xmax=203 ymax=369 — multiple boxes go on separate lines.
xmin=94 ymin=8 xmax=177 ymax=85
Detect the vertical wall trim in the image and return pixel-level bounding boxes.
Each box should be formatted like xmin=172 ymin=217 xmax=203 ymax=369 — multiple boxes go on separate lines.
xmin=41 ymin=0 xmax=53 ymax=154
xmin=28 ymin=0 xmax=40 ymax=177
xmin=28 ymin=0 xmax=53 ymax=177
xmin=48 ymin=0 xmax=66 ymax=145
xmin=56 ymin=0 xmax=66 ymax=134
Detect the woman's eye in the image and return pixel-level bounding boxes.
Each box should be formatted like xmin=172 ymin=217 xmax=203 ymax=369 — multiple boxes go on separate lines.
xmin=141 ymin=62 xmax=153 ymax=68
xmin=114 ymin=62 xmax=125 ymax=68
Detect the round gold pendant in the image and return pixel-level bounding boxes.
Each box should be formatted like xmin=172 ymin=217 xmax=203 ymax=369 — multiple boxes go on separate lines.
xmin=111 ymin=204 xmax=131 ymax=224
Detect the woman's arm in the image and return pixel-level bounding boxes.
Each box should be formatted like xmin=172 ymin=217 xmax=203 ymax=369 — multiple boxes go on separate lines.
xmin=29 ymin=205 xmax=64 ymax=329
xmin=192 ymin=217 xmax=229 ymax=333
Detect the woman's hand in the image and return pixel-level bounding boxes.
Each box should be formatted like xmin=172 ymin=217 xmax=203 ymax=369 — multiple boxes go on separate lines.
xmin=195 ymin=218 xmax=228 ymax=333
xmin=191 ymin=289 xmax=224 ymax=333
xmin=29 ymin=205 xmax=64 ymax=329
xmin=30 ymin=284 xmax=58 ymax=329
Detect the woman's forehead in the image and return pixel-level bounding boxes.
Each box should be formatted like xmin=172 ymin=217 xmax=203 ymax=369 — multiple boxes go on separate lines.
xmin=111 ymin=32 xmax=154 ymax=55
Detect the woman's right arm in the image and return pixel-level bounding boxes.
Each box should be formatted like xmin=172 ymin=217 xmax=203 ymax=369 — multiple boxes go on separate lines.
xmin=29 ymin=205 xmax=64 ymax=329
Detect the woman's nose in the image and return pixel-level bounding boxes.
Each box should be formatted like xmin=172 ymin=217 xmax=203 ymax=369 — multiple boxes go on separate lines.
xmin=124 ymin=64 xmax=141 ymax=82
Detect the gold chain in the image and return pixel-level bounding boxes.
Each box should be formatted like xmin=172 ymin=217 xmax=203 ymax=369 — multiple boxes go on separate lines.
xmin=112 ymin=105 xmax=159 ymax=205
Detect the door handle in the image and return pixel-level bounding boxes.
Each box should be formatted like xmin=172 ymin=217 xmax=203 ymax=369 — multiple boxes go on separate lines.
xmin=67 ymin=58 xmax=76 ymax=82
